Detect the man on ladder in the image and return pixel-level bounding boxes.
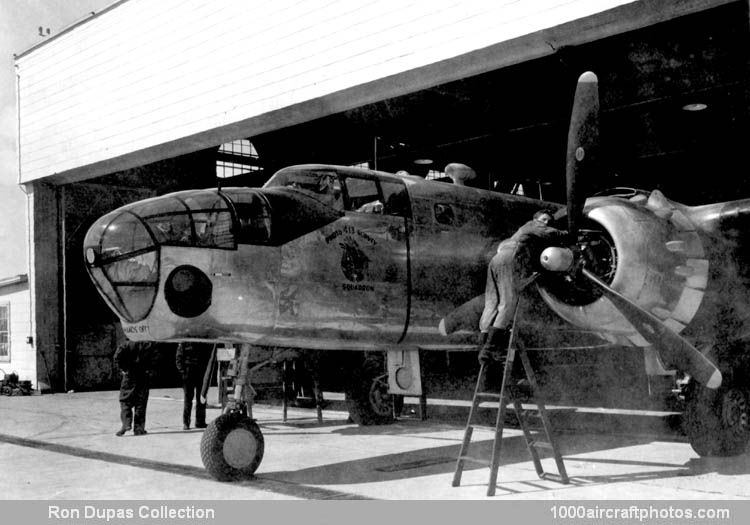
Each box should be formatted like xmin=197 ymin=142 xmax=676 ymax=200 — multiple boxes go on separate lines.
xmin=453 ymin=208 xmax=569 ymax=496
xmin=478 ymin=208 xmax=567 ymax=372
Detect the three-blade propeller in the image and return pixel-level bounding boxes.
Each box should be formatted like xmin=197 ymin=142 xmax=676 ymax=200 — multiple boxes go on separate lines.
xmin=441 ymin=71 xmax=723 ymax=390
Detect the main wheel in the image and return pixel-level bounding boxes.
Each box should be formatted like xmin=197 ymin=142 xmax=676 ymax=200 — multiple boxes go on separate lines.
xmin=345 ymin=358 xmax=395 ymax=426
xmin=684 ymin=380 xmax=750 ymax=457
xmin=200 ymin=412 xmax=265 ymax=481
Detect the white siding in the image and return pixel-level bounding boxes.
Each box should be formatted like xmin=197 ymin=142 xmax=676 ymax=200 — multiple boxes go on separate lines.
xmin=16 ymin=0 xmax=727 ymax=184
xmin=0 ymin=285 xmax=35 ymax=387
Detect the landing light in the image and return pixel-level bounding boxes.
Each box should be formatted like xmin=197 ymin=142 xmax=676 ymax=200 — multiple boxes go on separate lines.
xmin=682 ymin=103 xmax=707 ymax=112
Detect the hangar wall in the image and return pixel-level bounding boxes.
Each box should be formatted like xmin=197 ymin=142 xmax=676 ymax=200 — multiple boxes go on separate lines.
xmin=18 ymin=0 xmax=730 ymax=186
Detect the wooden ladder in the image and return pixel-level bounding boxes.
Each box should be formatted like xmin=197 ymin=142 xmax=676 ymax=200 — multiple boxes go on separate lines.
xmin=452 ymin=306 xmax=569 ymax=496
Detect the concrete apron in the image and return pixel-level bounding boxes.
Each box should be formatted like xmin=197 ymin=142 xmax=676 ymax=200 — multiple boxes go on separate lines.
xmin=1 ymin=388 xmax=749 ymax=499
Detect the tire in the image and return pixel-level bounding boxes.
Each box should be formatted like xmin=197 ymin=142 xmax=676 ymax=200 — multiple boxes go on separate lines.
xmin=200 ymin=412 xmax=264 ymax=481
xmin=345 ymin=358 xmax=395 ymax=426
xmin=684 ymin=381 xmax=750 ymax=457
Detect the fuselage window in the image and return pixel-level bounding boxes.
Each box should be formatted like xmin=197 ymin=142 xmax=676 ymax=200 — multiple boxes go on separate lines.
xmin=434 ymin=203 xmax=455 ymax=225
xmin=380 ymin=181 xmax=409 ymax=217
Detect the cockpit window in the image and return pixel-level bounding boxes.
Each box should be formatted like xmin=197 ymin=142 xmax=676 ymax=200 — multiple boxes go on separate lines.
xmin=344 ymin=177 xmax=381 ymax=212
xmin=221 ymin=190 xmax=272 ymax=244
xmin=265 ymin=168 xmax=343 ymax=210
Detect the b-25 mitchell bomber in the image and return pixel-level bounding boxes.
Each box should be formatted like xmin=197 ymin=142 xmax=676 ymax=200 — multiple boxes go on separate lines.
xmin=84 ymin=72 xmax=750 ymax=480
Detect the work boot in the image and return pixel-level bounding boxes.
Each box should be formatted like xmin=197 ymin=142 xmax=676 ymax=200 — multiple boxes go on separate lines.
xmin=115 ymin=427 xmax=129 ymax=437
xmin=133 ymin=428 xmax=148 ymax=436
xmin=477 ymin=327 xmax=509 ymax=364
xmin=196 ymin=402 xmax=206 ymax=429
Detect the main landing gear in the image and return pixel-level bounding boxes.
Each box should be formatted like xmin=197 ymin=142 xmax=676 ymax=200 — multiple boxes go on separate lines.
xmin=683 ymin=379 xmax=750 ymax=457
xmin=344 ymin=356 xmax=399 ymax=425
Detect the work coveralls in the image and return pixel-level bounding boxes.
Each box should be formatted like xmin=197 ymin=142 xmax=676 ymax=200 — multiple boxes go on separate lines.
xmin=114 ymin=341 xmax=156 ymax=435
xmin=175 ymin=343 xmax=212 ymax=429
xmin=480 ymin=218 xmax=568 ymax=333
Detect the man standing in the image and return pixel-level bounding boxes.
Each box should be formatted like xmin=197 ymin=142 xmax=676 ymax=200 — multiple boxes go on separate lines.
xmin=175 ymin=342 xmax=212 ymax=430
xmin=114 ymin=341 xmax=156 ymax=436
xmin=478 ymin=209 xmax=567 ymax=364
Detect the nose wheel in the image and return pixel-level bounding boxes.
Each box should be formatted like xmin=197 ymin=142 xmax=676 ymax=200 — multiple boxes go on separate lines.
xmin=200 ymin=411 xmax=265 ymax=481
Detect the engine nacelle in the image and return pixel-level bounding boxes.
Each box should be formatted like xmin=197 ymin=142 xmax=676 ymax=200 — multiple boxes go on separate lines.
xmin=539 ymin=191 xmax=709 ymax=347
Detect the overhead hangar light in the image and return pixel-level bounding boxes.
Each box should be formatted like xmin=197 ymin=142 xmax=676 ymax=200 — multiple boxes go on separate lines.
xmin=413 ymin=158 xmax=433 ymax=165
xmin=682 ymin=103 xmax=708 ymax=112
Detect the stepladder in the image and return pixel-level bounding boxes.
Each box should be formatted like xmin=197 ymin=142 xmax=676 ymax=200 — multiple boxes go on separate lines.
xmin=452 ymin=301 xmax=570 ymax=496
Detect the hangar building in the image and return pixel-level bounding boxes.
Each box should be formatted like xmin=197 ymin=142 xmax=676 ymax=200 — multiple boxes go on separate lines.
xmin=14 ymin=0 xmax=750 ymax=393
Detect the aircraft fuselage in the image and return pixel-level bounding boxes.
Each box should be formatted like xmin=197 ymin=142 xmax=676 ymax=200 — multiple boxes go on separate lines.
xmin=84 ymin=165 xmax=551 ymax=352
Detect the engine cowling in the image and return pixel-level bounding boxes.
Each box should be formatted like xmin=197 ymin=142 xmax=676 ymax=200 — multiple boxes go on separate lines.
xmin=539 ymin=190 xmax=709 ymax=347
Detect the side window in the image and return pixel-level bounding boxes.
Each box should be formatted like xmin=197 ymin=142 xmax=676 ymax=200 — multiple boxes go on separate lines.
xmin=434 ymin=203 xmax=455 ymax=225
xmin=232 ymin=193 xmax=272 ymax=245
xmin=192 ymin=210 xmax=234 ymax=248
xmin=345 ymin=177 xmax=382 ymax=213
xmin=381 ymin=181 xmax=409 ymax=217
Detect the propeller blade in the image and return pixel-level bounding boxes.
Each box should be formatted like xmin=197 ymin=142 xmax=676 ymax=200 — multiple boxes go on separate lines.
xmin=566 ymin=71 xmax=600 ymax=237
xmin=581 ymin=269 xmax=722 ymax=389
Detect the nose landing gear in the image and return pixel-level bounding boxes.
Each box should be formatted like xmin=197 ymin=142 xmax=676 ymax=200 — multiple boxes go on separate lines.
xmin=200 ymin=343 xmax=265 ymax=480
xmin=200 ymin=411 xmax=265 ymax=481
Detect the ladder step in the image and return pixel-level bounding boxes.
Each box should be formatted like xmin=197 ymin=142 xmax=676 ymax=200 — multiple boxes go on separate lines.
xmin=476 ymin=391 xmax=503 ymax=399
xmin=528 ymin=439 xmax=553 ymax=449
xmin=458 ymin=456 xmax=491 ymax=466
xmin=540 ymin=472 xmax=569 ymax=484
xmin=467 ymin=424 xmax=497 ymax=432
